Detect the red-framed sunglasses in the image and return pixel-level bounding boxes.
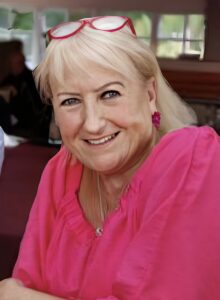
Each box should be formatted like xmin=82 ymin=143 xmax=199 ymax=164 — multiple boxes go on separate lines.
xmin=47 ymin=16 xmax=136 ymax=41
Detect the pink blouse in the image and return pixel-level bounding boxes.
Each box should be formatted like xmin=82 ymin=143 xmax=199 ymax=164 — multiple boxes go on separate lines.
xmin=13 ymin=126 xmax=220 ymax=300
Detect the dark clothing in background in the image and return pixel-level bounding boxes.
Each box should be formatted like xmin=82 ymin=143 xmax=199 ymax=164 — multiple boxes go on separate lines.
xmin=0 ymin=96 xmax=11 ymax=133
xmin=0 ymin=67 xmax=51 ymax=139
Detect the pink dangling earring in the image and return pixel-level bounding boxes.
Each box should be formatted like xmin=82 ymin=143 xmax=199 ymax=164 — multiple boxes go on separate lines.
xmin=152 ymin=111 xmax=161 ymax=129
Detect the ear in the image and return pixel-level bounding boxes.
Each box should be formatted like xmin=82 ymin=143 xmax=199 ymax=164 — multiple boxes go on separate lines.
xmin=146 ymin=77 xmax=157 ymax=114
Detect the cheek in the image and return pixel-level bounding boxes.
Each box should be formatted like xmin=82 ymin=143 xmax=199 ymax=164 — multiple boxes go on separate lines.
xmin=54 ymin=111 xmax=81 ymax=138
xmin=125 ymin=104 xmax=152 ymax=130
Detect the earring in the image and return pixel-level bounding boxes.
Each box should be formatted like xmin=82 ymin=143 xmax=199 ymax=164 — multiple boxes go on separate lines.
xmin=152 ymin=111 xmax=161 ymax=129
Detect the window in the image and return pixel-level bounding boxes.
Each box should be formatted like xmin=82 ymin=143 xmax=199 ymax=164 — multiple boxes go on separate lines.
xmin=42 ymin=9 xmax=68 ymax=32
xmin=42 ymin=9 xmax=91 ymax=47
xmin=0 ymin=7 xmax=206 ymax=70
xmin=0 ymin=8 xmax=33 ymax=63
xmin=157 ymin=14 xmax=205 ymax=59
xmin=42 ymin=9 xmax=91 ymax=32
xmin=100 ymin=10 xmax=152 ymax=43
xmin=69 ymin=10 xmax=91 ymax=22
xmin=0 ymin=7 xmax=9 ymax=29
xmin=10 ymin=11 xmax=33 ymax=60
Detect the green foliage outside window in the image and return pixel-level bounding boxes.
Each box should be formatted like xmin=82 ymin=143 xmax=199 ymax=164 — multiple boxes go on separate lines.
xmin=12 ymin=11 xmax=33 ymax=30
xmin=43 ymin=10 xmax=67 ymax=30
xmin=158 ymin=15 xmax=184 ymax=39
xmin=123 ymin=11 xmax=151 ymax=38
xmin=157 ymin=14 xmax=204 ymax=58
xmin=69 ymin=11 xmax=90 ymax=21
xmin=157 ymin=41 xmax=183 ymax=58
xmin=100 ymin=10 xmax=151 ymax=40
xmin=0 ymin=8 xmax=9 ymax=28
xmin=187 ymin=15 xmax=204 ymax=40
xmin=0 ymin=6 xmax=205 ymax=65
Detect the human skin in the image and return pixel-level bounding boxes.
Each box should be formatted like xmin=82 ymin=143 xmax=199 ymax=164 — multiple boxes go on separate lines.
xmin=0 ymin=278 xmax=65 ymax=300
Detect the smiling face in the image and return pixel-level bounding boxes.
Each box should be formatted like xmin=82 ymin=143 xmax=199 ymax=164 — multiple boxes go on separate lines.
xmin=52 ymin=63 xmax=157 ymax=175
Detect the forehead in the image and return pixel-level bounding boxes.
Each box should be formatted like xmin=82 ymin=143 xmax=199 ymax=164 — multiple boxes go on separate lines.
xmin=52 ymin=62 xmax=130 ymax=94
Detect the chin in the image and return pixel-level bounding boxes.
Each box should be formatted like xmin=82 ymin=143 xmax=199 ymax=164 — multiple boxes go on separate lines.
xmin=88 ymin=160 xmax=120 ymax=174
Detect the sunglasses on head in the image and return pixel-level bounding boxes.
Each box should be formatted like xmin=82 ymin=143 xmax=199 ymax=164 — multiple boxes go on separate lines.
xmin=47 ymin=16 xmax=136 ymax=41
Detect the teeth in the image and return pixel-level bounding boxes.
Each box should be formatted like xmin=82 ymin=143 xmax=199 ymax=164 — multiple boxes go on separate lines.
xmin=87 ymin=133 xmax=116 ymax=145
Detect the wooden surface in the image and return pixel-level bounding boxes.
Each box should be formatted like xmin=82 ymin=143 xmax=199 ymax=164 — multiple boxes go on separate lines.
xmin=162 ymin=69 xmax=220 ymax=101
xmin=0 ymin=142 xmax=58 ymax=279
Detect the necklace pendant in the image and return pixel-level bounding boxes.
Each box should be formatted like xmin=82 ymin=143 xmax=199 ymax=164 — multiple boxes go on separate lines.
xmin=96 ymin=227 xmax=103 ymax=237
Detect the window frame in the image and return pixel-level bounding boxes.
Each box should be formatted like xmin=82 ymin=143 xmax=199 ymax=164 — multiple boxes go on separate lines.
xmin=156 ymin=13 xmax=205 ymax=59
xmin=0 ymin=6 xmax=206 ymax=69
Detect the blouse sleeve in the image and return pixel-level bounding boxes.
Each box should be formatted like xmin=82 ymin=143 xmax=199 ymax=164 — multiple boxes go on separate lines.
xmin=93 ymin=127 xmax=220 ymax=300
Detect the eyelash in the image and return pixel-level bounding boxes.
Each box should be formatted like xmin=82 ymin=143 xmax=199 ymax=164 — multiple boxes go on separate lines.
xmin=61 ymin=98 xmax=80 ymax=106
xmin=101 ymin=90 xmax=120 ymax=99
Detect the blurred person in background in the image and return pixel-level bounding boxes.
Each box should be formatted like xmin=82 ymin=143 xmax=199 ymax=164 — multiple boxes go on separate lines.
xmin=0 ymin=40 xmax=51 ymax=140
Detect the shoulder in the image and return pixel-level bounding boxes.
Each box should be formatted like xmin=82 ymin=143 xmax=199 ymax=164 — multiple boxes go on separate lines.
xmin=156 ymin=125 xmax=220 ymax=174
xmin=170 ymin=125 xmax=218 ymax=141
xmin=138 ymin=126 xmax=220 ymax=199
xmin=162 ymin=125 xmax=218 ymax=149
xmin=43 ymin=145 xmax=79 ymax=175
xmin=164 ymin=126 xmax=220 ymax=189
xmin=136 ymin=126 xmax=219 ymax=184
xmin=44 ymin=145 xmax=70 ymax=170
xmin=37 ymin=146 xmax=82 ymax=203
xmin=153 ymin=126 xmax=219 ymax=163
xmin=137 ymin=126 xmax=220 ymax=219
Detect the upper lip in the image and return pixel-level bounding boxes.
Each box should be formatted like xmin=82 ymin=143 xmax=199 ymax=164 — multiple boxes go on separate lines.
xmin=83 ymin=132 xmax=120 ymax=141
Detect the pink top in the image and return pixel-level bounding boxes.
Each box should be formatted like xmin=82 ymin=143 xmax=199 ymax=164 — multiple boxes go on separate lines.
xmin=13 ymin=126 xmax=220 ymax=300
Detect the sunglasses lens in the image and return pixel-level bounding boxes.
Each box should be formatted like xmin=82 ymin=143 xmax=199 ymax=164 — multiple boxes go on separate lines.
xmin=51 ymin=22 xmax=81 ymax=38
xmin=92 ymin=16 xmax=125 ymax=30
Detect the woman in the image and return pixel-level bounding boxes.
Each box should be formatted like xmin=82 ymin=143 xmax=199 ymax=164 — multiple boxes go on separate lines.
xmin=1 ymin=16 xmax=220 ymax=300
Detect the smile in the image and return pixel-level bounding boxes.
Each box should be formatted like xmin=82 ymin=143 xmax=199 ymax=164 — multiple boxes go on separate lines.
xmin=85 ymin=132 xmax=119 ymax=145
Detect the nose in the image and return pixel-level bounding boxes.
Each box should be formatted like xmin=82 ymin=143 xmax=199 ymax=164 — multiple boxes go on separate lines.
xmin=83 ymin=102 xmax=106 ymax=135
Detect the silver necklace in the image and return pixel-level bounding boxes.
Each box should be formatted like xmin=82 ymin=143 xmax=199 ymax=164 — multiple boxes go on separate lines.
xmin=95 ymin=174 xmax=129 ymax=237
xmin=97 ymin=173 xmax=105 ymax=222
xmin=96 ymin=174 xmax=105 ymax=236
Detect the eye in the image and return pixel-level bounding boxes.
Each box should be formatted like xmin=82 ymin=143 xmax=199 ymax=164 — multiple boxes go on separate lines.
xmin=101 ymin=90 xmax=120 ymax=100
xmin=61 ymin=98 xmax=81 ymax=106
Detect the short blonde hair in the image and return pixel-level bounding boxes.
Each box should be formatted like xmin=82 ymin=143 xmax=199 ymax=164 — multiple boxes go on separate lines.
xmin=35 ymin=26 xmax=196 ymax=135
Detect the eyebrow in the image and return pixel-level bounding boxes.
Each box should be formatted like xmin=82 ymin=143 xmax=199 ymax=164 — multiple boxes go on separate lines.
xmin=94 ymin=81 xmax=124 ymax=92
xmin=57 ymin=81 xmax=125 ymax=96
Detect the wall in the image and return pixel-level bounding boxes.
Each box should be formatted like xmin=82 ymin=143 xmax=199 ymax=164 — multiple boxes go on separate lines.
xmin=159 ymin=58 xmax=220 ymax=72
xmin=204 ymin=0 xmax=220 ymax=61
xmin=0 ymin=0 xmax=206 ymax=13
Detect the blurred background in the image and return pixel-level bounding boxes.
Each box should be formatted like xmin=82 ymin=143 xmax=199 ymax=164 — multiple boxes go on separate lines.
xmin=0 ymin=0 xmax=220 ymax=136
xmin=0 ymin=0 xmax=220 ymax=133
